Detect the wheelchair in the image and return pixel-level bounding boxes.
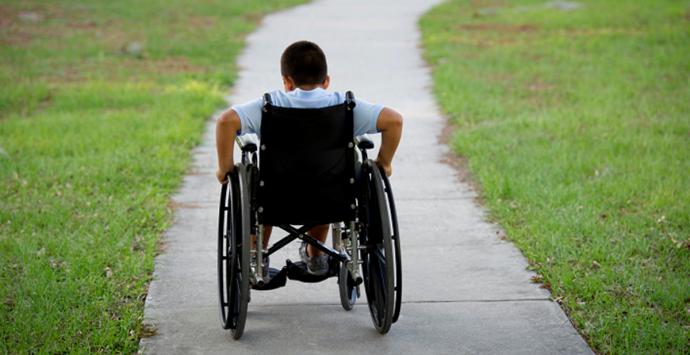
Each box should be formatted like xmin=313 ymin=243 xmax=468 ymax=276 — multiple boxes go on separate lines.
xmin=217 ymin=92 xmax=402 ymax=340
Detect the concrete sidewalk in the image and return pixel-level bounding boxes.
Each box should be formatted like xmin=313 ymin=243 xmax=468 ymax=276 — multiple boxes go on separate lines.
xmin=140 ymin=0 xmax=594 ymax=354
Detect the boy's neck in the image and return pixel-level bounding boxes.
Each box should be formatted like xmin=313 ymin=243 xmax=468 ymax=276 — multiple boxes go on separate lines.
xmin=283 ymin=75 xmax=330 ymax=93
xmin=293 ymin=85 xmax=324 ymax=91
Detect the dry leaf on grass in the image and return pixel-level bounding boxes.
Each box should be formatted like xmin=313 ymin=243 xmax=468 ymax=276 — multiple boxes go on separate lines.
xmin=670 ymin=236 xmax=690 ymax=250
xmin=139 ymin=320 xmax=158 ymax=338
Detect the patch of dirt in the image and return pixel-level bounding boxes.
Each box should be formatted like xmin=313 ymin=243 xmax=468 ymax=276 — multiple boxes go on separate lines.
xmin=0 ymin=5 xmax=17 ymax=28
xmin=683 ymin=13 xmax=690 ymax=21
xmin=0 ymin=5 xmax=32 ymax=46
xmin=0 ymin=3 xmax=95 ymax=46
xmin=186 ymin=15 xmax=216 ymax=29
xmin=438 ymin=119 xmax=478 ymax=190
xmin=68 ymin=20 xmax=97 ymax=30
xmin=0 ymin=30 xmax=32 ymax=46
xmin=242 ymin=12 xmax=264 ymax=25
xmin=556 ymin=27 xmax=646 ymax=37
xmin=437 ymin=118 xmax=455 ymax=145
xmin=98 ymin=29 xmax=134 ymax=52
xmin=471 ymin=0 xmax=508 ymax=7
xmin=527 ymin=79 xmax=554 ymax=91
xmin=0 ymin=3 xmax=77 ymax=46
xmin=487 ymin=74 xmax=512 ymax=82
xmin=458 ymin=52 xmax=480 ymax=59
xmin=527 ymin=97 xmax=544 ymax=108
xmin=169 ymin=200 xmax=204 ymax=209
xmin=141 ymin=57 xmax=205 ymax=75
xmin=446 ymin=36 xmax=518 ymax=48
xmin=42 ymin=56 xmax=205 ymax=84
xmin=458 ymin=23 xmax=539 ymax=32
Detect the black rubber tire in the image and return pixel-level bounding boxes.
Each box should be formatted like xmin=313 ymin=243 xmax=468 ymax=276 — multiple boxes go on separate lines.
xmin=361 ymin=160 xmax=395 ymax=334
xmin=232 ymin=163 xmax=252 ymax=340
xmin=380 ymin=169 xmax=403 ymax=323
xmin=217 ymin=164 xmax=251 ymax=340
xmin=218 ymin=179 xmax=235 ymax=330
xmin=339 ymin=261 xmax=357 ymax=311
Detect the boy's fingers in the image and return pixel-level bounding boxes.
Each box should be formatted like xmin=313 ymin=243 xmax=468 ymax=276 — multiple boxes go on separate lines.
xmin=374 ymin=158 xmax=393 ymax=177
xmin=216 ymin=169 xmax=230 ymax=184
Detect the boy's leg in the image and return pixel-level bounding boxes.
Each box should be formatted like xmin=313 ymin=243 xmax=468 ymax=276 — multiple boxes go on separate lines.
xmin=251 ymin=225 xmax=328 ymax=256
xmin=306 ymin=224 xmax=329 ymax=257
xmin=250 ymin=226 xmax=272 ymax=250
xmin=251 ymin=225 xmax=326 ymax=254
xmin=298 ymin=224 xmax=330 ymax=276
xmin=251 ymin=226 xmax=272 ymax=282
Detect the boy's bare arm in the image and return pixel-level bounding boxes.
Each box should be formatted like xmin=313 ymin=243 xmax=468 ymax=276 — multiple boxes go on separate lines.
xmin=374 ymin=107 xmax=403 ymax=177
xmin=215 ymin=109 xmax=242 ymax=184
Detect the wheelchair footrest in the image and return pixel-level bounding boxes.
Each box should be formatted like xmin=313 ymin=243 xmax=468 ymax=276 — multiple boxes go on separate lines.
xmin=251 ymin=258 xmax=340 ymax=291
xmin=286 ymin=258 xmax=339 ymax=283
xmin=252 ymin=267 xmax=288 ymax=291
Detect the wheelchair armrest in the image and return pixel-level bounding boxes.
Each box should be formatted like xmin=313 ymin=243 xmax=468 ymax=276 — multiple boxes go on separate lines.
xmin=236 ymin=135 xmax=257 ymax=153
xmin=346 ymin=91 xmax=356 ymax=110
xmin=262 ymin=93 xmax=272 ymax=112
xmin=355 ymin=134 xmax=374 ymax=150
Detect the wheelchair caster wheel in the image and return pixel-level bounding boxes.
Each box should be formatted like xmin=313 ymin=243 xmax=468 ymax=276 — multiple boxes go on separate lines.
xmin=339 ymin=262 xmax=357 ymax=311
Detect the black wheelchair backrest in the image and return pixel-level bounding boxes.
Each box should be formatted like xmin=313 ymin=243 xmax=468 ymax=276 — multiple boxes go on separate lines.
xmin=257 ymin=92 xmax=358 ymax=226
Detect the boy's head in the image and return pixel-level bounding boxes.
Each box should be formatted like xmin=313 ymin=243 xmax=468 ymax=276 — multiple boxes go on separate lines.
xmin=281 ymin=41 xmax=328 ymax=90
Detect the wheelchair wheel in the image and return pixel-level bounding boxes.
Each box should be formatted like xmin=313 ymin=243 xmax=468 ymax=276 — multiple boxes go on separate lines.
xmin=217 ymin=164 xmax=251 ymax=340
xmin=339 ymin=261 xmax=357 ymax=311
xmin=380 ymin=170 xmax=403 ymax=324
xmin=361 ymin=161 xmax=395 ymax=334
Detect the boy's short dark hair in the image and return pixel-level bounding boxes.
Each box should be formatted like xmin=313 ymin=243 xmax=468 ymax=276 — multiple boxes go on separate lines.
xmin=280 ymin=41 xmax=328 ymax=87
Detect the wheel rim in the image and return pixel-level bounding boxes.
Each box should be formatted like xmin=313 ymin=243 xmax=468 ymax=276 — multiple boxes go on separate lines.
xmin=230 ymin=163 xmax=251 ymax=340
xmin=218 ymin=179 xmax=240 ymax=329
xmin=218 ymin=182 xmax=228 ymax=327
xmin=218 ymin=166 xmax=250 ymax=340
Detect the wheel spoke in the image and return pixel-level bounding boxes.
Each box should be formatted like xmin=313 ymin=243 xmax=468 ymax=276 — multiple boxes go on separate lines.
xmin=373 ymin=247 xmax=386 ymax=264
xmin=376 ymin=257 xmax=388 ymax=297
xmin=373 ymin=261 xmax=386 ymax=323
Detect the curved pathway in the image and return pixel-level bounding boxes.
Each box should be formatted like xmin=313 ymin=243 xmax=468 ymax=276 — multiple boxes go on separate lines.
xmin=141 ymin=0 xmax=593 ymax=353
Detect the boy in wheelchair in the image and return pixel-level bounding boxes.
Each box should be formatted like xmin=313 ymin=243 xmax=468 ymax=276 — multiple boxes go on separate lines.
xmin=215 ymin=41 xmax=403 ymax=278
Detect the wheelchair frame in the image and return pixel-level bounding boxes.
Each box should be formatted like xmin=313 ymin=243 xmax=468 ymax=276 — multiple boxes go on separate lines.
xmin=217 ymin=99 xmax=402 ymax=340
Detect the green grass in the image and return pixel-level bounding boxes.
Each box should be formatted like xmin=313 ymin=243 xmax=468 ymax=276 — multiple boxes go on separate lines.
xmin=421 ymin=0 xmax=689 ymax=353
xmin=0 ymin=0 xmax=307 ymax=353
